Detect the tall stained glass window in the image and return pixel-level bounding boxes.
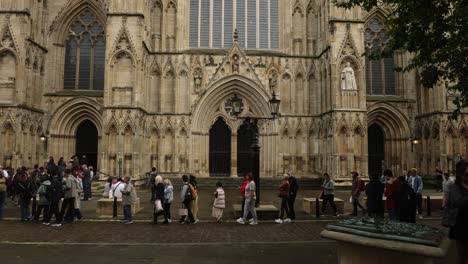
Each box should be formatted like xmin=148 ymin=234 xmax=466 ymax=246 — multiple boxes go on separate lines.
xmin=189 ymin=0 xmax=279 ymax=49
xmin=64 ymin=9 xmax=105 ymax=90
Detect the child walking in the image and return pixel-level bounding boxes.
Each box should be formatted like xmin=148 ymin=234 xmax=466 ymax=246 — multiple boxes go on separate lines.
xmin=212 ymin=182 xmax=225 ymax=222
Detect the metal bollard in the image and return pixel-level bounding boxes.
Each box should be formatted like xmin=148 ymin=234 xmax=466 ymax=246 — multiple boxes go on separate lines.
xmin=316 ymin=197 xmax=320 ymax=218
xmin=113 ymin=196 xmax=118 ymax=218
xmin=427 ymin=195 xmax=431 ymax=217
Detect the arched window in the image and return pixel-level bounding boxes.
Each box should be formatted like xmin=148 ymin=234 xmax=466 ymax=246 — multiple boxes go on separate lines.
xmin=364 ymin=17 xmax=395 ymax=95
xmin=64 ymin=9 xmax=105 ymax=90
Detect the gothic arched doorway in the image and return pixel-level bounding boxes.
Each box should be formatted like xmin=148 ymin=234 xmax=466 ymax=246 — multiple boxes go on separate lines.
xmin=76 ymin=120 xmax=98 ymax=169
xmin=209 ymin=118 xmax=231 ymax=176
xmin=368 ymin=123 xmax=385 ymax=175
xmin=237 ymin=121 xmax=258 ymax=176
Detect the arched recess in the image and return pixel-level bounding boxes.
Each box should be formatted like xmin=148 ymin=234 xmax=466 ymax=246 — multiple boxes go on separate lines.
xmin=191 ymin=75 xmax=278 ymax=177
xmin=367 ymin=102 xmax=410 ymax=174
xmin=1 ymin=122 xmax=16 ymax=167
xmin=110 ymin=51 xmax=136 ymax=106
xmin=48 ymin=97 xmax=103 ymax=168
xmin=0 ymin=49 xmax=17 ymax=104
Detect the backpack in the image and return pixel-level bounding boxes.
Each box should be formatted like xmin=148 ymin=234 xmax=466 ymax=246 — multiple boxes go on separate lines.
xmin=184 ymin=183 xmax=193 ymax=202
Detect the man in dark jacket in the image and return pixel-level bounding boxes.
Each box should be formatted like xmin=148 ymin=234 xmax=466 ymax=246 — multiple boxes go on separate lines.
xmin=396 ymin=175 xmax=417 ymax=223
xmin=365 ymin=172 xmax=385 ymax=219
xmin=81 ymin=165 xmax=92 ymax=201
xmin=287 ymin=172 xmax=299 ymax=221
xmin=48 ymin=172 xmax=63 ymax=226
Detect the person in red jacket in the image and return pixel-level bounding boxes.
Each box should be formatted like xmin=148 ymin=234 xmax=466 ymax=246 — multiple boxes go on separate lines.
xmin=238 ymin=173 xmax=252 ymax=222
xmin=384 ymin=169 xmax=401 ymax=221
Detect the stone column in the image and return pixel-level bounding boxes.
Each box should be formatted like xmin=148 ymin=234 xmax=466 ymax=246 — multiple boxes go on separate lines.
xmin=231 ymin=133 xmax=238 ymax=177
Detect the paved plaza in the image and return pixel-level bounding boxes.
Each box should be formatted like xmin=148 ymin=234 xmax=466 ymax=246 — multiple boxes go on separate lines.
xmin=0 ymin=187 xmax=457 ymax=264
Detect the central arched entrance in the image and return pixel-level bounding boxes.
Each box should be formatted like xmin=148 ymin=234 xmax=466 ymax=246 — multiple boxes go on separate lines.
xmin=368 ymin=123 xmax=385 ymax=175
xmin=209 ymin=118 xmax=231 ymax=176
xmin=76 ymin=120 xmax=98 ymax=169
xmin=237 ymin=121 xmax=257 ymax=176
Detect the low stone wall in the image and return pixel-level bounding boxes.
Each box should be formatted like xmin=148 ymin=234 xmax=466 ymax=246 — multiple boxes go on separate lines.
xmin=96 ymin=198 xmax=142 ymax=217
xmin=303 ymin=197 xmax=345 ymax=215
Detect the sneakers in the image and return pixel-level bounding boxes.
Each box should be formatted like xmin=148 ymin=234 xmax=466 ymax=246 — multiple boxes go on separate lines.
xmin=275 ymin=219 xmax=283 ymax=224
xmin=283 ymin=218 xmax=291 ymax=223
xmin=42 ymin=222 xmax=50 ymax=226
xmin=237 ymin=218 xmax=246 ymax=225
xmin=247 ymin=218 xmax=254 ymax=223
xmin=194 ymin=219 xmax=200 ymax=224
xmin=419 ymin=215 xmax=424 ymax=219
xmin=125 ymin=220 xmax=133 ymax=224
xmin=249 ymin=221 xmax=258 ymax=225
xmin=334 ymin=213 xmax=339 ymax=217
xmin=51 ymin=223 xmax=62 ymax=227
xmin=167 ymin=219 xmax=172 ymax=223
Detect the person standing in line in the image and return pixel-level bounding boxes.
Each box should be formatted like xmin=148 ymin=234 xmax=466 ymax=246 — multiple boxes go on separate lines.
xmin=275 ymin=175 xmax=291 ymax=224
xmin=287 ymin=172 xmax=299 ymax=221
xmin=396 ymin=175 xmax=416 ymax=223
xmin=212 ymin=182 xmax=225 ymax=222
xmin=238 ymin=173 xmax=252 ymax=222
xmin=81 ymin=165 xmax=92 ymax=201
xmin=48 ymin=171 xmax=63 ymax=227
xmin=435 ymin=167 xmax=444 ymax=193
xmin=442 ymin=172 xmax=455 ymax=209
xmin=409 ymin=168 xmax=424 ymax=219
xmin=179 ymin=175 xmax=195 ymax=224
xmin=60 ymin=169 xmax=77 ymax=223
xmin=384 ymin=169 xmax=400 ymax=221
xmin=73 ymin=173 xmax=83 ymax=221
xmin=17 ymin=168 xmax=32 ymax=221
xmin=30 ymin=165 xmax=40 ymax=218
xmin=0 ymin=171 xmax=7 ymax=220
xmin=34 ymin=174 xmax=52 ymax=225
xmin=237 ymin=173 xmax=258 ymax=225
xmin=148 ymin=168 xmax=158 ymax=202
xmin=444 ymin=159 xmax=468 ymax=264
xmin=57 ymin=157 xmax=66 ymax=177
xmin=366 ymin=172 xmax=385 ymax=219
xmin=121 ymin=176 xmax=137 ymax=224
xmin=153 ymin=175 xmax=166 ymax=224
xmin=163 ymin=179 xmax=174 ymax=224
xmin=351 ymin=171 xmax=366 ymax=216
xmin=321 ymin=173 xmax=338 ymax=217
xmin=189 ymin=174 xmax=199 ymax=223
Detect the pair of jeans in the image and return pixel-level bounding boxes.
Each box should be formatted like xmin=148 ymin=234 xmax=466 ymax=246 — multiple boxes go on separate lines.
xmin=20 ymin=197 xmax=31 ymax=220
xmin=280 ymin=197 xmax=290 ymax=219
xmin=0 ymin=192 xmax=5 ymax=219
xmin=241 ymin=198 xmax=252 ymax=220
xmin=352 ymin=194 xmax=366 ymax=216
xmin=288 ymin=195 xmax=296 ymax=220
xmin=179 ymin=200 xmax=195 ymax=223
xmin=163 ymin=202 xmax=171 ymax=221
xmin=83 ymin=179 xmax=92 ymax=200
xmin=35 ymin=205 xmax=50 ymax=222
xmin=242 ymin=199 xmax=257 ymax=222
xmin=322 ymin=194 xmax=338 ymax=214
xmin=415 ymin=193 xmax=423 ymax=215
xmin=60 ymin=197 xmax=75 ymax=222
xmin=47 ymin=200 xmax=61 ymax=223
xmin=123 ymin=205 xmax=132 ymax=221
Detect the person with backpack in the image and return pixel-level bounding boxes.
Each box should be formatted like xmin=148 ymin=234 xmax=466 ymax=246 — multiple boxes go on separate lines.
xmin=60 ymin=169 xmax=77 ymax=223
xmin=34 ymin=174 xmax=52 ymax=225
xmin=163 ymin=179 xmax=174 ymax=224
xmin=287 ymin=172 xmax=299 ymax=221
xmin=0 ymin=170 xmax=7 ymax=220
xmin=153 ymin=175 xmax=166 ymax=224
xmin=189 ymin=174 xmax=199 ymax=223
xmin=48 ymin=172 xmax=63 ymax=227
xmin=179 ymin=175 xmax=195 ymax=224
xmin=212 ymin=182 xmax=225 ymax=222
xmin=351 ymin=171 xmax=366 ymax=216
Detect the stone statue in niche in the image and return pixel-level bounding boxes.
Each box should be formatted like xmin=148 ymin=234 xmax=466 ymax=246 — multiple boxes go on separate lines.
xmin=193 ymin=69 xmax=202 ymax=93
xmin=269 ymin=72 xmax=278 ymax=93
xmin=341 ymin=62 xmax=357 ymax=90
xmin=232 ymin=54 xmax=240 ymax=73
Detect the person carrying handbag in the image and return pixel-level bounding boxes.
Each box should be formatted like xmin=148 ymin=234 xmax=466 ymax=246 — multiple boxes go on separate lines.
xmin=121 ymin=177 xmax=137 ymax=224
xmin=444 ymin=160 xmax=468 ymax=264
xmin=153 ymin=175 xmax=165 ymax=224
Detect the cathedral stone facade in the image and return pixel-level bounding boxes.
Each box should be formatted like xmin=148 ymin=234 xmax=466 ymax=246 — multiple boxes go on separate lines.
xmin=0 ymin=0 xmax=466 ymax=181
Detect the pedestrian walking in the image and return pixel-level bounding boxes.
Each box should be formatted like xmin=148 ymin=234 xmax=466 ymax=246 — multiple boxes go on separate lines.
xmin=384 ymin=169 xmax=401 ymax=220
xmin=275 ymin=175 xmax=291 ymax=224
xmin=237 ymin=173 xmax=258 ymax=225
xmin=189 ymin=174 xmax=199 ymax=223
xmin=321 ymin=173 xmax=338 ymax=216
xmin=444 ymin=159 xmax=468 ymax=264
xmin=34 ymin=174 xmax=52 ymax=225
xmin=351 ymin=171 xmax=366 ymax=216
xmin=287 ymin=172 xmax=299 ymax=221
xmin=153 ymin=175 xmax=166 ymax=224
xmin=366 ymin=172 xmax=385 ymax=219
xmin=238 ymin=173 xmax=252 ymax=222
xmin=212 ymin=182 xmax=225 ymax=222
xmin=409 ymin=168 xmax=424 ymax=219
xmin=121 ymin=176 xmax=137 ymax=224
xmin=60 ymin=169 xmax=77 ymax=223
xmin=0 ymin=171 xmax=7 ymax=220
xmin=163 ymin=179 xmax=173 ymax=224
xmin=179 ymin=175 xmax=195 ymax=224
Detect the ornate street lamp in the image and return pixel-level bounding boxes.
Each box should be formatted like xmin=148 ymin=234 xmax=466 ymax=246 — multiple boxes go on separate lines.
xmin=39 ymin=132 xmax=47 ymax=143
xmin=232 ymin=92 xmax=280 ymax=206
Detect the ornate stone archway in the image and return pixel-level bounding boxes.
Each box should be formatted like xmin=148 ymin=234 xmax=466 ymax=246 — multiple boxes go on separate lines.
xmin=191 ymin=75 xmax=279 ymax=177
xmin=48 ymin=97 xmax=103 ymax=167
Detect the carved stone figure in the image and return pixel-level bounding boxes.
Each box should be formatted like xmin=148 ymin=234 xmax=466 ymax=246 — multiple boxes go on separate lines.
xmin=194 ymin=70 xmax=202 ymax=93
xmin=341 ymin=62 xmax=357 ymax=90
xmin=232 ymin=54 xmax=239 ymax=73
xmin=269 ymin=72 xmax=278 ymax=93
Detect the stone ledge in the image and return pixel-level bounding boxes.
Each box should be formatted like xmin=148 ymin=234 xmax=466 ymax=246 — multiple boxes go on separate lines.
xmin=303 ymin=198 xmax=345 ymax=214
xmin=96 ymin=198 xmax=142 ymax=218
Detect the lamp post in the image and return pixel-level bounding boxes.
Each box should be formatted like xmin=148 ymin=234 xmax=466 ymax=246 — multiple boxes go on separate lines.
xmin=39 ymin=132 xmax=48 ymax=158
xmin=411 ymin=137 xmax=419 ymax=152
xmin=231 ymin=92 xmax=280 ymax=206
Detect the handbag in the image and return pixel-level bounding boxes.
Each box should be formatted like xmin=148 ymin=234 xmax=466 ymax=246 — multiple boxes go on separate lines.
xmin=319 ymin=190 xmax=324 ymax=200
xmin=179 ymin=208 xmax=188 ymax=216
xmin=155 ymin=199 xmax=163 ymax=213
